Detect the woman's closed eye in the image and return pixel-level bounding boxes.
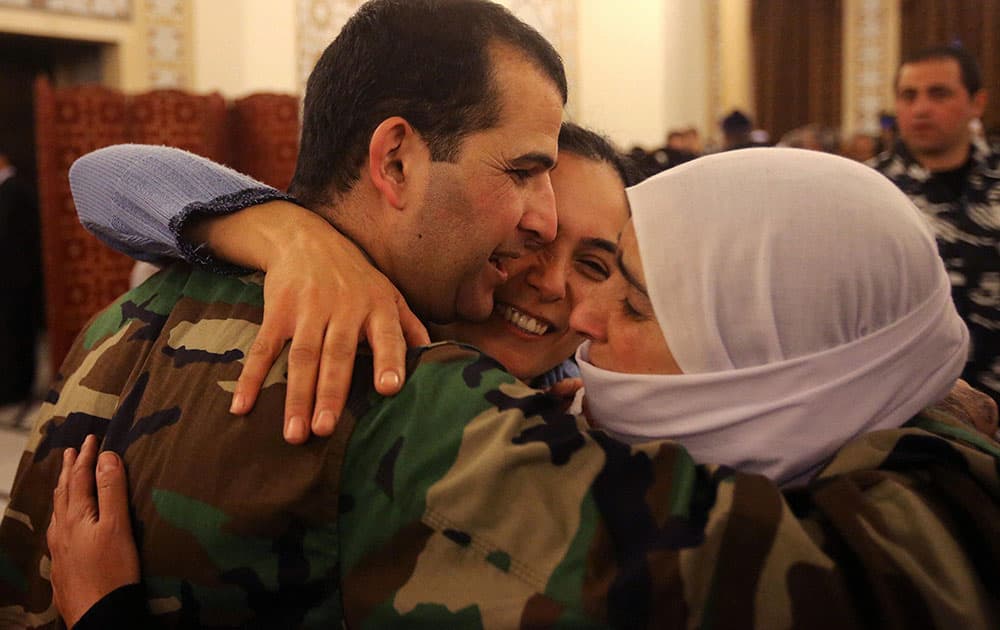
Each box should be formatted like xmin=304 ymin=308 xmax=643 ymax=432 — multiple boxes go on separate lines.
xmin=620 ymin=297 xmax=648 ymax=322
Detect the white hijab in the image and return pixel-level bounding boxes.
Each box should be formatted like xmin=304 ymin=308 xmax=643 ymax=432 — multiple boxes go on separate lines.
xmin=577 ymin=148 xmax=969 ymax=486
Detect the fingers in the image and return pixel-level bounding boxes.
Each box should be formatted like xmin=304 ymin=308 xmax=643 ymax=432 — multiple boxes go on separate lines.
xmin=231 ymin=320 xmax=285 ymax=416
xmin=95 ymin=451 xmax=133 ymax=536
xmin=547 ymin=377 xmax=584 ymax=399
xmin=310 ymin=324 xmax=359 ymax=437
xmin=66 ymin=435 xmax=99 ymax=522
xmin=52 ymin=446 xmax=77 ymax=528
xmin=283 ymin=320 xmax=327 ymax=444
xmin=367 ymin=305 xmax=408 ymax=399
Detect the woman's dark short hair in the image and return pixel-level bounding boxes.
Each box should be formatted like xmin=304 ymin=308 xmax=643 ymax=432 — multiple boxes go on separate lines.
xmin=290 ymin=0 xmax=568 ymax=208
xmin=558 ymin=122 xmax=645 ymax=188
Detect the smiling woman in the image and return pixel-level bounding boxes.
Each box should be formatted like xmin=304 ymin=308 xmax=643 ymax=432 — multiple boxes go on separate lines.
xmin=62 ymin=120 xmax=639 ymax=429
xmin=431 ymin=128 xmax=636 ymax=384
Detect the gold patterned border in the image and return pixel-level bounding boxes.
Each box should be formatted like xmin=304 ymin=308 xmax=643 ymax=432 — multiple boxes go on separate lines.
xmin=843 ymin=0 xmax=899 ymax=134
xmin=0 ymin=0 xmax=131 ymax=19
xmin=507 ymin=0 xmax=579 ymax=112
xmin=295 ymin=0 xmax=365 ymax=92
xmin=144 ymin=0 xmax=190 ymax=89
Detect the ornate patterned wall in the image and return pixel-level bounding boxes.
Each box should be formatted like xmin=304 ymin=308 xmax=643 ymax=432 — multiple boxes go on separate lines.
xmin=843 ymin=0 xmax=898 ymax=134
xmin=294 ymin=0 xmax=365 ymax=92
xmin=0 ymin=0 xmax=192 ymax=90
xmin=144 ymin=0 xmax=191 ymax=88
xmin=706 ymin=0 xmax=723 ymax=132
xmin=0 ymin=0 xmax=131 ymax=19
xmin=506 ymin=0 xmax=578 ymax=109
xmin=293 ymin=0 xmax=579 ymax=99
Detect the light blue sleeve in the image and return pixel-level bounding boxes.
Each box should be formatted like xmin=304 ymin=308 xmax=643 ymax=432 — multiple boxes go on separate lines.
xmin=69 ymin=144 xmax=294 ymax=273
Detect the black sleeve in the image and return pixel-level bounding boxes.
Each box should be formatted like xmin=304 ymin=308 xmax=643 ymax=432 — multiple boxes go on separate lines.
xmin=72 ymin=583 xmax=150 ymax=630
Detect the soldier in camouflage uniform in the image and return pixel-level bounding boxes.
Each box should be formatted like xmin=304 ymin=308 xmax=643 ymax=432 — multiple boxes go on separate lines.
xmin=1 ymin=0 xmax=570 ymax=625
xmin=5 ymin=248 xmax=1000 ymax=628
xmin=10 ymin=153 xmax=1000 ymax=628
xmin=871 ymin=45 xmax=1000 ymax=406
xmin=5 ymin=9 xmax=1000 ymax=630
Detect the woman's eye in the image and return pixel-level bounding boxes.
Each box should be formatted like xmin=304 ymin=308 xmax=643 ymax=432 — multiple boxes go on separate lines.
xmin=620 ymin=297 xmax=647 ymax=321
xmin=574 ymin=258 xmax=610 ymax=280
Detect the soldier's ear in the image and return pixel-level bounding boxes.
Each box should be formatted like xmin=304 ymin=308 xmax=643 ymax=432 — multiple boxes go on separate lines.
xmin=368 ymin=117 xmax=430 ymax=210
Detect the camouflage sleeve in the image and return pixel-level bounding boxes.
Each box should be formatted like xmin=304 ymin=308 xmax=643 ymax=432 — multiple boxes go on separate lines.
xmin=0 ymin=263 xmax=350 ymax=628
xmin=340 ymin=344 xmax=1000 ymax=629
xmin=5 ymin=307 xmax=998 ymax=630
xmin=0 ymin=265 xmax=194 ymax=629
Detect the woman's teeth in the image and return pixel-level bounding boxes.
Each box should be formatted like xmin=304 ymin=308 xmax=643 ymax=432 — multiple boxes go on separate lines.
xmin=498 ymin=304 xmax=549 ymax=335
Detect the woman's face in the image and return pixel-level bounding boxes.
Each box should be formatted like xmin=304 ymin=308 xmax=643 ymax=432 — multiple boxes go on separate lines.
xmin=569 ymin=219 xmax=681 ymax=375
xmin=431 ymin=151 xmax=629 ymax=380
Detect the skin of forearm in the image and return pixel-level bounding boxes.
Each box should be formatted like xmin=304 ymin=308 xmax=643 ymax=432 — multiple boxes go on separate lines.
xmin=184 ymin=201 xmax=333 ymax=272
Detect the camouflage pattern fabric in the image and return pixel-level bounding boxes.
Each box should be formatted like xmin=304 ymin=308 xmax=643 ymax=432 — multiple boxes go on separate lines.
xmin=871 ymin=139 xmax=1000 ymax=406
xmin=2 ymin=263 xmax=1000 ymax=628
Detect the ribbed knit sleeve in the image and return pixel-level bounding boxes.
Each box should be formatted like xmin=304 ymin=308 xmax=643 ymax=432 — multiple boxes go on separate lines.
xmin=69 ymin=144 xmax=295 ymax=274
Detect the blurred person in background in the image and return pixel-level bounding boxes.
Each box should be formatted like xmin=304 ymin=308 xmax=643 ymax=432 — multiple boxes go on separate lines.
xmin=871 ymin=45 xmax=1000 ymax=405
xmin=841 ymin=131 xmax=878 ymax=162
xmin=0 ymin=151 xmax=42 ymax=414
xmin=778 ymin=123 xmax=840 ymax=153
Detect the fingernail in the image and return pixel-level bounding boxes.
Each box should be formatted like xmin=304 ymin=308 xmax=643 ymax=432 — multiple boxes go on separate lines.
xmin=313 ymin=409 xmax=336 ymax=434
xmin=285 ymin=416 xmax=306 ymax=442
xmin=84 ymin=434 xmax=96 ymax=448
xmin=63 ymin=448 xmax=74 ymax=464
xmin=230 ymin=393 xmax=245 ymax=414
xmin=97 ymin=451 xmax=119 ymax=473
xmin=379 ymin=370 xmax=401 ymax=390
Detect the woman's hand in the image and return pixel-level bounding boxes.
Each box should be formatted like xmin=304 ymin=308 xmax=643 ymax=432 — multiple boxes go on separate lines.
xmin=47 ymin=435 xmax=140 ymax=629
xmin=189 ymin=201 xmax=431 ymax=443
xmin=546 ymin=377 xmax=584 ymax=414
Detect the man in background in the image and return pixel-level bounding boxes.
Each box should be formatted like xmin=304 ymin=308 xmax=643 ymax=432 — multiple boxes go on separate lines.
xmin=0 ymin=151 xmax=42 ymax=416
xmin=871 ymin=45 xmax=1000 ymax=404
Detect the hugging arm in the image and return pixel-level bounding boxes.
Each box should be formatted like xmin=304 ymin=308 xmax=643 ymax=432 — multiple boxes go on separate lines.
xmin=70 ymin=146 xmax=429 ymax=443
xmin=47 ymin=436 xmax=143 ymax=629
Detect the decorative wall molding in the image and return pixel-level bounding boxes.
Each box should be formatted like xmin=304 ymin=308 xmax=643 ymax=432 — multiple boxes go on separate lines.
xmin=507 ymin=0 xmax=578 ymax=112
xmin=144 ymin=0 xmax=190 ymax=89
xmin=844 ymin=0 xmax=898 ymax=134
xmin=0 ymin=0 xmax=131 ymax=19
xmin=295 ymin=0 xmax=365 ymax=92
xmin=706 ymin=0 xmax=723 ymax=131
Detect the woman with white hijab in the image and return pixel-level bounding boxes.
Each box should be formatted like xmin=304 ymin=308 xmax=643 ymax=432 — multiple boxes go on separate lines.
xmin=572 ymin=147 xmax=973 ymax=486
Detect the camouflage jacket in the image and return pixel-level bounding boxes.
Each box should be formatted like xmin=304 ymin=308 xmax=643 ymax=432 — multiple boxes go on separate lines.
xmin=2 ymin=264 xmax=1000 ymax=629
xmin=871 ymin=139 xmax=1000 ymax=404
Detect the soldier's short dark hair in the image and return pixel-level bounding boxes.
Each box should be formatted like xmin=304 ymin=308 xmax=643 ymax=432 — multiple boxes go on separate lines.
xmin=290 ymin=0 xmax=568 ymax=209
